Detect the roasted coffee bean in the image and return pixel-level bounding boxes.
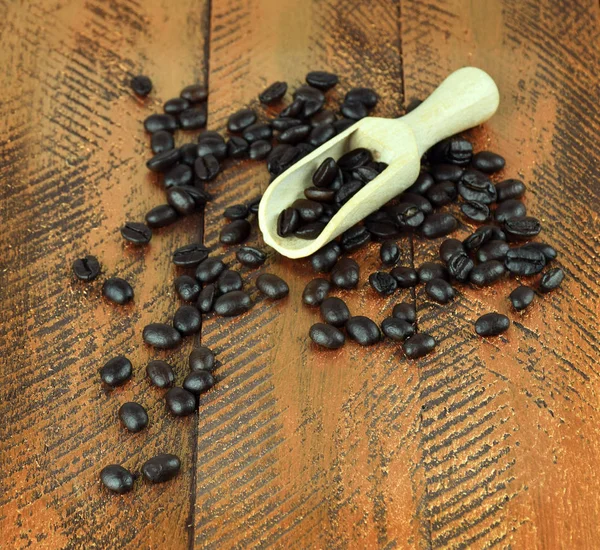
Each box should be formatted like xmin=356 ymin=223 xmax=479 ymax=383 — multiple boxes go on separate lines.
xmin=151 ymin=130 xmax=175 ymax=154
xmin=73 ymin=255 xmax=100 ymax=281
xmin=510 ymin=285 xmax=535 ymax=311
xmin=164 ymin=97 xmax=190 ymax=115
xmin=146 ymin=360 xmax=175 ymax=388
xmin=391 ymin=266 xmax=418 ymax=288
xmin=183 ymin=371 xmax=215 ymax=396
xmin=446 ymin=251 xmax=474 ymax=282
xmin=351 ymin=166 xmax=379 ymax=184
xmin=368 ymin=271 xmax=397 ymax=296
xmin=100 ymin=465 xmax=134 ymax=495
xmin=381 ymin=317 xmax=415 ymax=341
xmin=407 ymin=171 xmax=435 ymax=195
xmin=121 ymin=222 xmax=152 ymax=245
xmin=469 ymin=260 xmax=506 ymax=286
xmin=143 ymin=323 xmax=182 ymax=349
xmin=248 ymin=139 xmax=271 ymax=160
xmin=279 ymin=124 xmax=311 ymax=144
xmin=346 ymin=316 xmax=381 ymax=346
xmin=164 ymin=164 xmax=193 ymax=188
xmin=461 ymin=201 xmax=490 ymax=222
xmin=457 ymin=169 xmax=497 ymax=204
xmin=277 ymin=208 xmax=300 ymax=237
xmin=102 ymin=278 xmax=134 ymax=305
xmin=194 ymin=154 xmax=220 ymax=181
xmin=119 ymin=402 xmax=148 ymax=433
xmin=428 ymin=137 xmax=473 ymax=166
xmin=309 ymin=323 xmax=345 ymax=349
xmin=217 ymin=270 xmax=243 ymax=294
xmin=197 ymin=284 xmax=217 ymax=314
xmin=267 ymin=144 xmax=293 ymax=175
xmin=418 ymin=262 xmax=449 ymax=282
xmin=338 ymin=148 xmax=372 ymax=170
xmin=341 ymin=225 xmax=370 ymax=252
xmin=421 ymin=213 xmax=458 ymax=238
xmin=214 ymin=291 xmax=252 ymax=317
xmin=309 ymin=124 xmax=336 ymax=147
xmin=305 ymin=187 xmax=335 ymax=202
xmin=380 ymin=240 xmax=400 ymax=266
xmin=195 ymin=258 xmax=226 ymax=283
xmin=523 ymin=242 xmax=557 ymax=261
xmin=271 ymin=117 xmax=302 ymax=131
xmin=131 ymin=74 xmax=152 ymax=96
xmin=179 ymin=106 xmax=207 ymax=130
xmin=319 ymin=297 xmax=349 ymax=327
xmin=166 ymin=187 xmax=197 ymax=215
xmin=439 ymin=238 xmax=465 ymax=263
xmin=333 ymin=118 xmax=355 ymax=133
xmin=147 ymin=148 xmax=181 ymax=172
xmin=242 ymin=123 xmax=272 ymax=143
xmin=430 ymin=164 xmax=464 ymax=183
xmin=179 ymin=142 xmax=199 ymax=165
xmin=189 ymin=346 xmax=216 ymax=372
xmin=334 ymin=180 xmax=364 ymax=205
xmin=198 ymin=135 xmax=227 ymax=160
xmin=165 ymin=388 xmax=196 ymax=416
xmin=365 ymin=220 xmax=398 ymax=239
xmin=341 ymin=100 xmax=369 ymax=120
xmin=256 ymin=273 xmax=289 ymax=300
xmin=496 ymin=179 xmax=526 ymax=202
xmin=294 ymin=222 xmax=326 ymax=239
xmin=475 ymin=313 xmax=510 ymax=336
xmin=472 ymin=151 xmax=505 ymax=173
xmin=236 ymin=246 xmax=266 ymax=268
xmin=503 ymin=216 xmax=541 ymax=241
xmin=540 ymin=267 xmax=564 ymax=293
xmin=260 ymin=81 xmax=288 ymax=104
xmin=144 ymin=113 xmax=178 ymax=133
xmin=425 ymin=278 xmax=455 ymax=304
xmin=401 ymin=193 xmax=433 ymax=215
xmin=173 ymin=305 xmax=201 ymax=336
xmin=387 ymin=202 xmax=425 ymax=230
xmin=279 ymin=98 xmax=304 ymax=118
xmin=227 ymin=108 xmax=257 ymax=132
xmin=305 ymin=70 xmax=338 ymax=90
xmin=426 ymin=181 xmax=457 ymax=206
xmin=180 ymin=84 xmax=208 ymax=103
xmin=393 ymin=302 xmax=416 ymax=323
xmin=142 ymin=454 xmax=181 ymax=482
xmin=100 ymin=356 xmax=132 ymax=387
xmin=223 ymin=204 xmax=249 ymax=221
xmin=172 ymin=243 xmax=209 ymax=266
xmin=302 ymin=278 xmax=331 ymax=306
xmin=345 ymin=87 xmax=378 ymax=109
xmin=505 ymin=246 xmax=546 ymax=275
xmin=220 ymin=219 xmax=251 ymax=244
xmin=476 ymin=240 xmax=510 ymax=263
xmin=311 ymin=109 xmax=337 ymax=126
xmin=331 ymin=257 xmax=359 ymax=289
xmin=174 ymin=275 xmax=201 ymax=302
xmin=311 ymin=242 xmax=342 ymax=273
xmin=293 ymin=85 xmax=325 ymax=109
xmin=463 ymin=225 xmax=506 ymax=251
xmin=248 ymin=197 xmax=262 ymax=214
xmin=227 ymin=136 xmax=249 ymax=158
xmin=403 ymin=333 xmax=436 ymax=358
xmin=495 ymin=199 xmax=526 ymax=223
xmin=292 ymin=199 xmax=324 ymax=222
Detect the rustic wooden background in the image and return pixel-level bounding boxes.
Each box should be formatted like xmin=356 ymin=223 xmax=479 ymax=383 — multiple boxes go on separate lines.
xmin=1 ymin=0 xmax=599 ymax=548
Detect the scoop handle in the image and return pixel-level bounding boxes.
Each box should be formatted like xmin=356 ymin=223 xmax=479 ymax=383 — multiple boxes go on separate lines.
xmin=401 ymin=67 xmax=500 ymax=157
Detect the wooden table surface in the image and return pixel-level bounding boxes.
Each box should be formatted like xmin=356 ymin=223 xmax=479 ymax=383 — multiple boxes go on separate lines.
xmin=1 ymin=0 xmax=599 ymax=548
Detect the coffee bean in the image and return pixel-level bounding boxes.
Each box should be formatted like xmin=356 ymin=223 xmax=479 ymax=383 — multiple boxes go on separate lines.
xmin=197 ymin=284 xmax=217 ymax=313
xmin=309 ymin=124 xmax=336 ymax=147
xmin=503 ymin=217 xmax=541 ymax=241
xmin=165 ymin=186 xmax=198 ymax=215
xmin=401 ymin=193 xmax=433 ymax=215
xmin=446 ymin=251 xmax=474 ymax=282
xmin=418 ymin=262 xmax=449 ymax=282
xmin=147 ymin=148 xmax=181 ymax=172
xmin=476 ymin=240 xmax=510 ymax=263
xmin=256 ymin=273 xmax=289 ymax=300
xmin=505 ymin=246 xmax=546 ymax=275
xmin=249 ymin=140 xmax=272 ymax=160
xmin=305 ymin=70 xmax=338 ymax=90
xmin=172 ymin=243 xmax=209 ymax=266
xmin=214 ymin=291 xmax=252 ymax=317
xmin=341 ymin=100 xmax=369 ymax=120
xmin=100 ymin=356 xmax=132 ymax=387
xmin=333 ymin=118 xmax=356 ymax=133
xmin=183 ymin=371 xmax=215 ymax=396
xmin=292 ymin=199 xmax=324 ymax=222
xmin=131 ymin=75 xmax=152 ymax=96
xmin=293 ymin=85 xmax=325 ymax=112
xmin=144 ymin=114 xmax=178 ymax=133
xmin=198 ymin=134 xmax=227 ymax=160
xmin=341 ymin=225 xmax=370 ymax=252
xmin=174 ymin=275 xmax=201 ymax=302
xmin=407 ymin=171 xmax=435 ymax=195
xmin=495 ymin=199 xmax=526 ymax=223
xmin=331 ymin=257 xmax=359 ymax=289
xmin=311 ymin=242 xmax=342 ymax=272
xmin=142 ymin=453 xmax=181 ymax=482
xmin=189 ymin=346 xmax=216 ymax=372
xmin=509 ymin=285 xmax=535 ymax=311
xmin=143 ymin=323 xmax=182 ymax=349
xmin=457 ymin=169 xmax=497 ymax=204
xmin=73 ymin=255 xmax=100 ymax=281
xmin=194 ymin=155 xmax=220 ymax=183
xmin=381 ymin=317 xmax=415 ymax=341
xmin=369 ymin=272 xmax=398 ymax=296
xmin=380 ymin=240 xmax=400 ymax=266
xmin=277 ymin=208 xmax=300 ymax=237
xmin=279 ymin=124 xmax=311 ymax=144
xmin=227 ymin=136 xmax=249 ymax=158
xmin=195 ymin=258 xmax=226 ymax=283
xmin=305 ymin=187 xmax=335 ymax=202
xmin=100 ymin=464 xmax=134 ymax=494
xmin=146 ymin=360 xmax=175 ymax=388
xmin=523 ymin=242 xmax=557 ymax=261
xmin=223 ymin=205 xmax=248 ymax=221
xmin=496 ymin=179 xmax=526 ymax=202
xmin=428 ymin=137 xmax=473 ymax=166
xmin=539 ymin=267 xmax=564 ymax=293
xmin=164 ymin=164 xmax=193 ymax=188
xmin=403 ymin=333 xmax=436 ymax=358
xmin=242 ymin=123 xmax=272 ymax=143
xmin=461 ymin=201 xmax=490 ymax=222
xmin=119 ymin=402 xmax=148 ymax=433
xmin=366 ymin=220 xmax=398 ymax=239
xmin=319 ymin=297 xmax=350 ymax=327
xmin=294 ymin=222 xmax=326 ymax=239
xmin=391 ymin=266 xmax=418 ymax=288
xmin=346 ymin=316 xmax=381 ymax=346
xmin=427 ymin=181 xmax=457 ymax=206
xmin=271 ymin=117 xmax=302 ymax=131
xmin=172 ymin=185 xmax=210 ymax=212
xmin=181 ymin=84 xmax=208 ymax=103
xmin=421 ymin=213 xmax=458 ymax=238
xmin=102 ymin=277 xmax=134 ymax=305
xmin=227 ymin=108 xmax=257 ymax=132
xmin=173 ymin=305 xmax=201 ymax=336
xmin=236 ymin=246 xmax=267 ymax=268
xmin=179 ymin=106 xmax=207 ymax=130
xmin=345 ymin=88 xmax=378 ymax=109
xmin=393 ymin=302 xmax=416 ymax=323
xmin=469 ymin=260 xmax=506 ymax=286
xmin=439 ymin=238 xmax=465 ymax=263
xmin=279 ymin=98 xmax=304 ymax=118
xmin=388 ymin=202 xmax=425 ymax=229
xmin=425 ymin=278 xmax=455 ymax=304
xmin=335 ymin=180 xmax=364 ymax=205
xmin=179 ymin=143 xmax=199 ymax=165
xmin=471 ymin=151 xmax=505 ymax=173
xmin=475 ymin=313 xmax=510 ymax=336
xmin=338 ymin=148 xmax=372 ymax=171
xmin=463 ymin=225 xmax=506 ymax=251
xmin=217 ymin=269 xmax=243 ymax=294
xmin=151 ymin=130 xmax=175 ymax=154
xmin=430 ymin=164 xmax=464 ymax=183
xmin=164 ymin=97 xmax=190 ymax=114
xmin=220 ymin=219 xmax=251 ymax=244
xmin=311 ymin=110 xmax=337 ymax=126
xmin=260 ymin=81 xmax=288 ymax=104
xmin=309 ymin=323 xmax=345 ymax=349
xmin=121 ymin=221 xmax=152 ymax=245
xmin=165 ymin=387 xmax=196 ymax=417
xmin=351 ymin=166 xmax=379 ymax=184
xmin=302 ymin=278 xmax=331 ymax=306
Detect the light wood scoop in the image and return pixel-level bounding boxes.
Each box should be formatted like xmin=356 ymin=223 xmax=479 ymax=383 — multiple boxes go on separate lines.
xmin=258 ymin=67 xmax=500 ymax=259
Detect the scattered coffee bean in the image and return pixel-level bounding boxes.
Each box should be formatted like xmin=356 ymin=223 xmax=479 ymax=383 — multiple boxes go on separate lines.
xmin=495 ymin=199 xmax=526 ymax=223
xmin=166 ymin=186 xmax=199 ymax=215
xmin=279 ymin=98 xmax=304 ymax=118
xmin=496 ymin=179 xmax=526 ymax=202
xmin=461 ymin=200 xmax=490 ymax=222
xmin=401 ymin=193 xmax=433 ymax=215
xmin=151 ymin=130 xmax=174 ymax=154
xmin=224 ymin=204 xmax=249 ymax=220
xmin=194 ymin=154 xmax=220 ymax=182
xmin=403 ymin=333 xmax=436 ymax=358
xmin=189 ymin=346 xmax=216 ymax=372
xmin=539 ymin=267 xmax=564 ymax=293
xmin=183 ymin=371 xmax=215 ymax=396
xmin=505 ymin=246 xmax=546 ymax=275
xmin=509 ymin=285 xmax=535 ymax=311
xmin=430 ymin=164 xmax=464 ymax=183
xmin=306 ymin=70 xmax=338 ymax=90
xmin=446 ymin=251 xmax=474 ymax=282
xmin=427 ymin=181 xmax=457 ymax=206
xmin=331 ymin=257 xmax=359 ymax=289
xmin=131 ymin=75 xmax=152 ymax=96
xmin=309 ymin=323 xmax=345 ymax=349
xmin=146 ymin=360 xmax=175 ymax=388
xmin=421 ymin=212 xmax=458 ymax=238
xmin=175 ymin=274 xmax=201 ymax=302
xmin=391 ymin=266 xmax=418 ymax=288
xmin=142 ymin=454 xmax=181 ymax=482
xmin=311 ymin=242 xmax=342 ymax=272
xmin=259 ymin=81 xmax=288 ymax=104
xmin=523 ymin=242 xmax=557 ymax=261
xmin=428 ymin=137 xmax=472 ymax=166
xmin=369 ymin=271 xmax=398 ymax=296
xmin=220 ymin=219 xmax=251 ymax=244
xmin=172 ymin=243 xmax=209 ymax=266
xmin=249 ymin=140 xmax=272 ymax=160
xmin=197 ymin=284 xmax=217 ymax=313
xmin=503 ymin=216 xmax=541 ymax=241
xmin=236 ymin=246 xmax=267 ymax=268
xmin=119 ymin=402 xmax=148 ymax=433
xmin=380 ymin=240 xmax=400 ymax=266
xmin=345 ymin=87 xmax=378 ymax=109
xmin=100 ymin=356 xmax=133 ymax=387
xmin=388 ymin=202 xmax=425 ymax=229
xmin=341 ymin=100 xmax=369 ymax=120
xmin=102 ymin=277 xmax=134 ymax=305
xmin=179 ymin=106 xmax=207 ymax=130
xmin=463 ymin=225 xmax=506 ymax=251
xmin=309 ymin=124 xmax=336 ymax=147
xmin=418 ymin=262 xmax=449 ymax=282
xmin=227 ymin=136 xmax=249 ymax=158
xmin=180 ymin=84 xmax=207 ymax=103
xmin=198 ymin=133 xmax=227 ymax=160
xmin=311 ymin=110 xmax=337 ymax=126
xmin=476 ymin=240 xmax=510 ymax=263
xmin=242 ymin=123 xmax=272 ymax=143
xmin=228 ymin=108 xmax=257 ymax=132
xmin=73 ymin=255 xmax=101 ymax=281
xmin=195 ymin=258 xmax=226 ymax=283
xmin=121 ymin=222 xmax=152 ymax=245
xmin=393 ymin=302 xmax=416 ymax=324
xmin=147 ymin=148 xmax=181 ymax=172
xmin=179 ymin=143 xmax=199 ymax=165
xmin=165 ymin=388 xmax=196 ymax=417
xmin=475 ymin=313 xmax=510 ymax=336
xmin=214 ymin=290 xmax=252 ymax=317
xmin=302 ymin=278 xmax=331 ymax=306
xmin=100 ymin=464 xmax=134 ymax=494
xmin=217 ymin=269 xmax=243 ymax=294
xmin=407 ymin=171 xmax=435 ymax=195
xmin=425 ymin=278 xmax=455 ymax=304
xmin=439 ymin=238 xmax=464 ymax=263
xmin=164 ymin=97 xmax=190 ymax=114
xmin=256 ymin=273 xmax=289 ymax=299
xmin=469 ymin=260 xmax=506 ymax=286
xmin=143 ymin=323 xmax=182 ymax=349
xmin=341 ymin=225 xmax=371 ymax=252
xmin=471 ymin=151 xmax=505 ymax=173
xmin=272 ymin=118 xmax=302 ymax=131
xmin=164 ymin=163 xmax=194 ymax=187
xmin=173 ymin=305 xmax=201 ymax=336
xmin=381 ymin=317 xmax=415 ymax=341
xmin=320 ymin=297 xmax=350 ymax=327
xmin=345 ymin=316 xmax=381 ymax=345
xmin=144 ymin=113 xmax=178 ymax=133
xmin=457 ymin=169 xmax=497 ymax=204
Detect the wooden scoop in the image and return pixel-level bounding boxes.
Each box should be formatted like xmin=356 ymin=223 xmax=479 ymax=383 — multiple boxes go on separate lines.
xmin=258 ymin=67 xmax=500 ymax=259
